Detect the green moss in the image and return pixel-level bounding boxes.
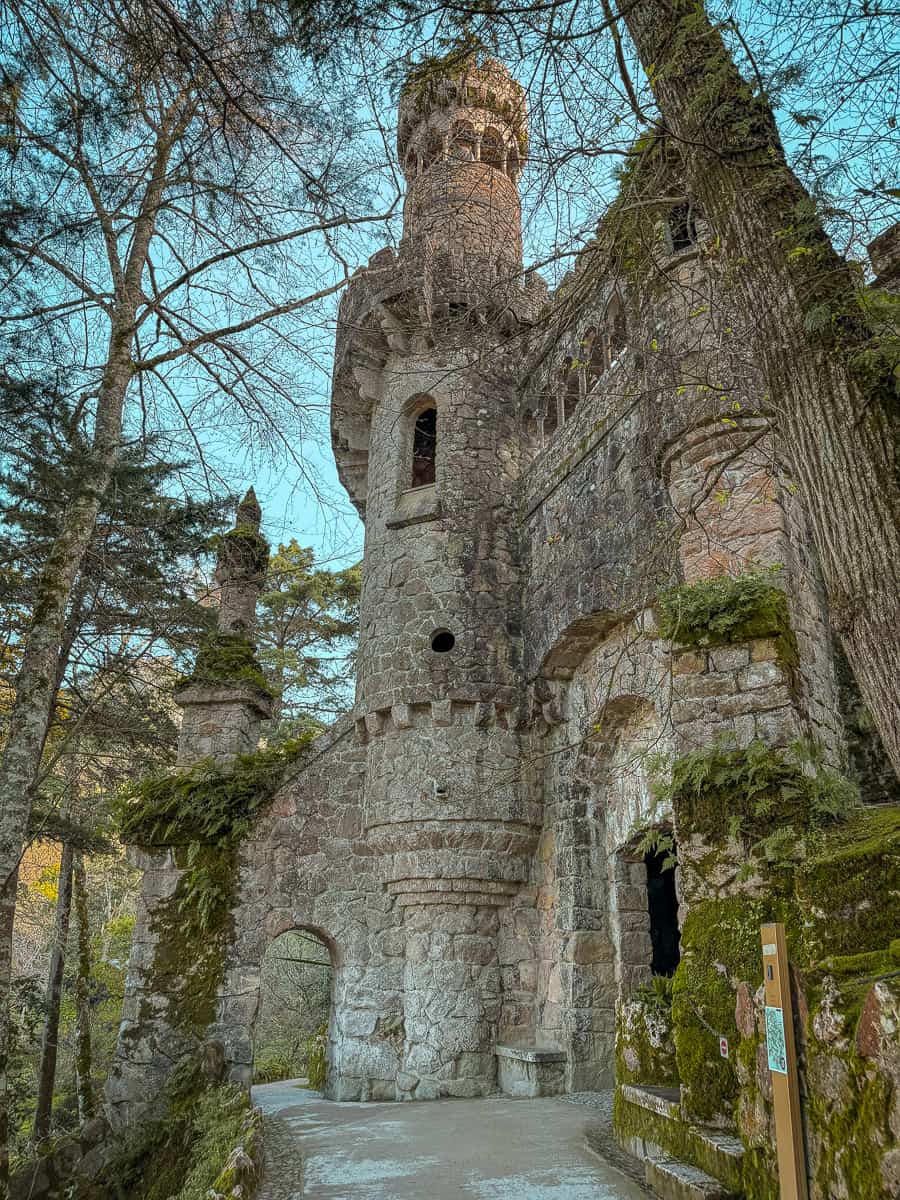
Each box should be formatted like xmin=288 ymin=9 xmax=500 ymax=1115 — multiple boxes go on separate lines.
xmin=656 ymin=569 xmax=797 ymax=667
xmin=177 ymin=1085 xmax=259 ymax=1200
xmin=616 ymin=992 xmax=679 ymax=1087
xmin=806 ymin=1048 xmax=894 ymax=1200
xmin=179 ymin=631 xmax=272 ymax=698
xmin=213 ymin=524 xmax=270 ymax=578
xmin=613 ymin=1090 xmax=744 ymax=1194
xmin=76 ymin=1079 xmax=258 ymax=1200
xmin=819 ymin=943 xmax=900 ymax=979
xmin=306 ymin=1023 xmax=327 ymax=1091
xmin=116 ymin=733 xmax=315 ymax=1035
xmin=796 ymin=804 xmax=900 ymax=960
xmin=672 ymin=895 xmax=800 ymax=1123
xmin=117 ymin=736 xmax=311 ymax=847
xmin=656 ymin=739 xmax=857 ymax=863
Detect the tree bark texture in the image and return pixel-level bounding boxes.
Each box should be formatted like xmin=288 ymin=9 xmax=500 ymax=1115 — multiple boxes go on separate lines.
xmin=32 ymin=844 xmax=74 ymax=1143
xmin=72 ymin=854 xmax=95 ymax=1123
xmin=617 ymin=0 xmax=900 ymax=778
xmin=0 ymin=869 xmax=18 ymax=1190
xmin=0 ymin=332 xmax=131 ymax=1193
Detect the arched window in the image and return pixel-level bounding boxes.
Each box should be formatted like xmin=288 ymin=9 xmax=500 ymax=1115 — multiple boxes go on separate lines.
xmin=411 ymin=407 xmax=437 ymax=487
xmin=449 ymin=121 xmax=477 ymax=161
xmin=481 ymin=128 xmax=504 ymax=169
xmin=669 ymin=203 xmax=698 ymax=252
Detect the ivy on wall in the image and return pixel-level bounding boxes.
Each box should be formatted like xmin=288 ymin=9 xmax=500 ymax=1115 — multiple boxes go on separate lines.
xmin=116 ymin=732 xmax=316 ymax=1034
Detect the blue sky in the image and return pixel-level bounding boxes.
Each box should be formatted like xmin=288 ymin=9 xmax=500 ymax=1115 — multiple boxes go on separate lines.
xmin=206 ymin=4 xmax=899 ymax=572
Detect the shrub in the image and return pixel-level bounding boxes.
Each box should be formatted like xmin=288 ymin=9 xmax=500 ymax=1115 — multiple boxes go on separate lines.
xmin=252 ymin=1054 xmax=297 ymax=1085
xmin=656 ymin=567 xmax=793 ymax=653
xmin=305 ymin=1025 xmax=327 ymax=1091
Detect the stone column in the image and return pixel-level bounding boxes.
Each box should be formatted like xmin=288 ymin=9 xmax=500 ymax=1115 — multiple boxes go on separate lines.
xmin=106 ymin=492 xmax=271 ymax=1127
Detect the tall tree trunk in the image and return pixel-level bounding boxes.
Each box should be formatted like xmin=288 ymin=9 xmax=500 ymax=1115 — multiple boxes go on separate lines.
xmin=72 ymin=854 xmax=95 ymax=1123
xmin=0 ymin=331 xmax=132 ymax=1192
xmin=0 ymin=869 xmax=18 ymax=1189
xmin=32 ymin=843 xmax=74 ymax=1143
xmin=616 ymin=0 xmax=900 ymax=777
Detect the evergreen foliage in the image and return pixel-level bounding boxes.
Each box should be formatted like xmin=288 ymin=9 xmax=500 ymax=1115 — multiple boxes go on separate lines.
xmin=257 ymin=540 xmax=360 ymax=725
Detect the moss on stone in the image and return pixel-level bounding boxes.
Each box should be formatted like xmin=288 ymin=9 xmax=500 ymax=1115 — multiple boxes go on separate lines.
xmin=75 ymin=1078 xmax=258 ymax=1200
xmin=616 ymin=986 xmax=679 ymax=1087
xmin=656 ymin=569 xmax=798 ymax=667
xmin=657 ymin=739 xmax=856 ymax=862
xmin=796 ymin=804 xmax=900 ymax=960
xmin=117 ymin=736 xmax=311 ymax=848
xmin=117 ymin=732 xmax=315 ymax=1036
xmin=178 ymin=630 xmax=272 ymax=698
xmin=672 ymin=895 xmax=799 ymax=1124
xmin=213 ymin=524 xmax=270 ymax=579
xmin=805 ymin=1027 xmax=895 ymax=1200
xmin=613 ymin=1089 xmax=744 ymax=1194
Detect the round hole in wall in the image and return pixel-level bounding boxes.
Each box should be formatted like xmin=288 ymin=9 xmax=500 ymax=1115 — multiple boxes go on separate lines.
xmin=430 ymin=629 xmax=456 ymax=653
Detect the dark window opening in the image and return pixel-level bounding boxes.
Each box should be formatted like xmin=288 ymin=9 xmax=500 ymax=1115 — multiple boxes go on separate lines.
xmin=431 ymin=629 xmax=455 ymax=653
xmin=645 ymin=847 xmax=680 ymax=976
xmin=608 ymin=303 xmax=626 ymax=359
xmin=482 ymin=131 xmax=504 ymax=169
xmin=412 ymin=407 xmax=437 ymax=487
xmin=669 ymin=204 xmax=698 ymax=252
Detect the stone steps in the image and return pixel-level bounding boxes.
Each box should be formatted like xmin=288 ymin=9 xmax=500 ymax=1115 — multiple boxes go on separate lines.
xmin=614 ymin=1084 xmax=744 ymax=1199
xmin=645 ymin=1154 xmax=740 ymax=1200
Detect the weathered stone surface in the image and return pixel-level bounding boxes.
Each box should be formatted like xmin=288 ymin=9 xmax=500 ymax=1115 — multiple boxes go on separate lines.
xmin=103 ymin=50 xmax=895 ymax=1200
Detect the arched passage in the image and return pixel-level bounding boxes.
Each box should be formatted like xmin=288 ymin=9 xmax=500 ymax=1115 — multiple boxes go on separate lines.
xmin=252 ymin=927 xmax=335 ymax=1089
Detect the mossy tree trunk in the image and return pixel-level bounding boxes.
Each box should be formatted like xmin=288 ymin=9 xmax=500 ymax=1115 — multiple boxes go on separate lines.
xmin=0 ymin=117 xmax=181 ymax=1186
xmin=73 ymin=853 xmax=96 ymax=1123
xmin=616 ymin=0 xmax=900 ymax=778
xmin=32 ymin=843 xmax=75 ymax=1143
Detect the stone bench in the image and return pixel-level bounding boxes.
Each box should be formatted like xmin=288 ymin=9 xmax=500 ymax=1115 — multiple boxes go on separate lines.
xmin=494 ymin=1044 xmax=567 ymax=1098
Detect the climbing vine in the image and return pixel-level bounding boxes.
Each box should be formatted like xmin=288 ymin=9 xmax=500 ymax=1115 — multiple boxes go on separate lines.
xmin=116 ymin=733 xmax=316 ymax=1033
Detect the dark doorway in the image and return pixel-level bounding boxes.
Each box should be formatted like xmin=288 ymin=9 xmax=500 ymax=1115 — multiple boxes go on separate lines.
xmin=411 ymin=407 xmax=437 ymax=487
xmin=645 ymin=848 xmax=680 ymax=977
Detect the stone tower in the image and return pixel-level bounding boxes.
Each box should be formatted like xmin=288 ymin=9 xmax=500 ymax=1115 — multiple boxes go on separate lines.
xmin=102 ymin=49 xmax=900 ymax=1197
xmin=332 ymin=55 xmax=541 ymax=1099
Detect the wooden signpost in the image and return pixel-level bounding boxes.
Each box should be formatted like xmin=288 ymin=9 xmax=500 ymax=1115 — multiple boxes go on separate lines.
xmin=760 ymin=922 xmax=809 ymax=1200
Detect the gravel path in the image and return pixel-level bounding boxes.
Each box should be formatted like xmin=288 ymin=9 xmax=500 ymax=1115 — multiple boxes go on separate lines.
xmin=251 ymin=1080 xmax=648 ymax=1199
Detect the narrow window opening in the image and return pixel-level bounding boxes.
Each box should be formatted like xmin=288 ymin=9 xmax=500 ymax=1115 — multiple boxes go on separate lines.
xmin=645 ymin=847 xmax=680 ymax=976
xmin=481 ymin=130 xmax=504 ymax=169
xmin=669 ymin=204 xmax=698 ymax=252
xmin=411 ymin=407 xmax=437 ymax=487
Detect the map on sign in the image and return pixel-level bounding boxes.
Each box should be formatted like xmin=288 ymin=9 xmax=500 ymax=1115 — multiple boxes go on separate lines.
xmin=765 ymin=1005 xmax=788 ymax=1074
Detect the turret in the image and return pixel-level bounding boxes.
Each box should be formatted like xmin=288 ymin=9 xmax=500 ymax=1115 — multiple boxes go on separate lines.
xmin=397 ymin=56 xmax=527 ymax=287
xmin=328 ymin=53 xmax=540 ymax=1101
xmin=174 ymin=489 xmax=272 ymax=764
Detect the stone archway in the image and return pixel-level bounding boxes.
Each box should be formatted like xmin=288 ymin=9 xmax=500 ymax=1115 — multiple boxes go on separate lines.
xmin=252 ymin=927 xmax=335 ymax=1088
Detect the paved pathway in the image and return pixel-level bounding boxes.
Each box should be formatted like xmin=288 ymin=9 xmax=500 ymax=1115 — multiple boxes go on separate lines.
xmin=252 ymin=1080 xmax=648 ymax=1200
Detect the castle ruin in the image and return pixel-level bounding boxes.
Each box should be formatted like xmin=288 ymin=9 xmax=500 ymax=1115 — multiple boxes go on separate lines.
xmin=106 ymin=55 xmax=900 ymax=1200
